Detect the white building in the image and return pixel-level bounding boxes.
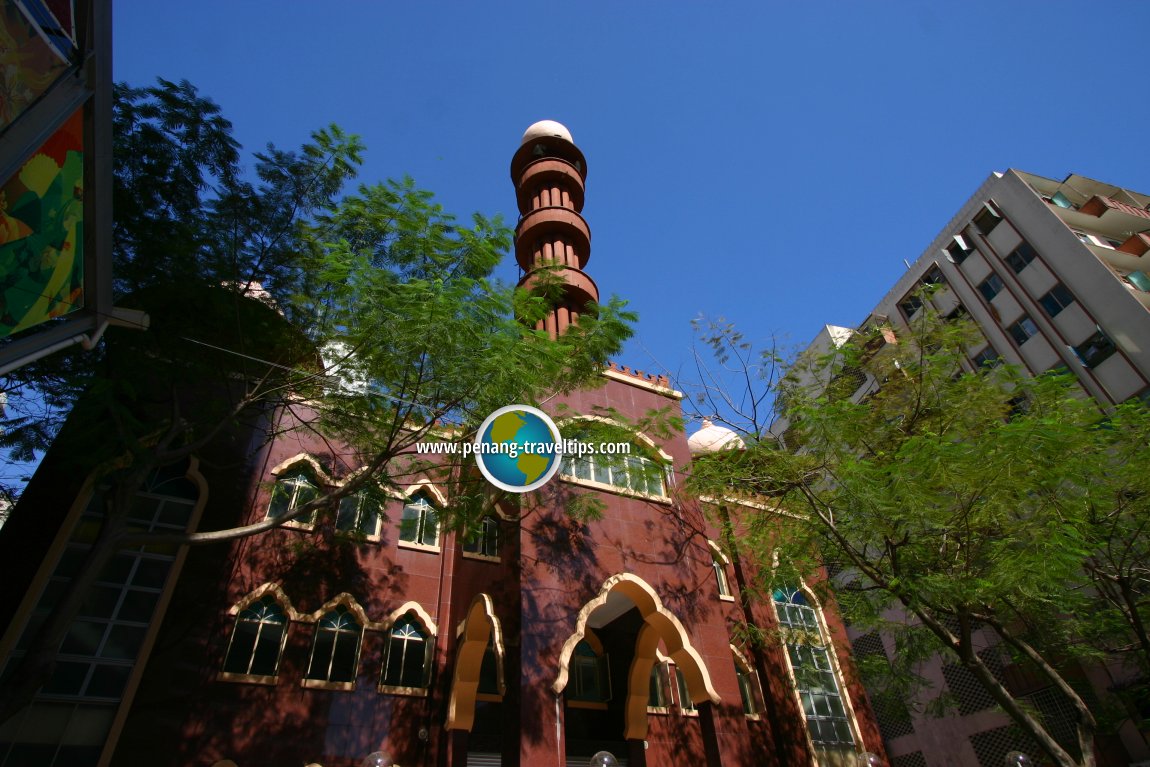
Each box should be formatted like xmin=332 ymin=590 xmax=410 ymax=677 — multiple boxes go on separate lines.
xmin=870 ymin=170 xmax=1150 ymax=406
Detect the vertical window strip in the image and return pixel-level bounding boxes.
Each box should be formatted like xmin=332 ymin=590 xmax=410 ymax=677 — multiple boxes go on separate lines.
xmin=773 ymin=589 xmax=856 ymax=747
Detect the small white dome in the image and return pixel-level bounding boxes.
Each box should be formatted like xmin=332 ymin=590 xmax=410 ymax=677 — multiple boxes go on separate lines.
xmin=687 ymin=419 xmax=746 ymax=455
xmin=521 ymin=120 xmax=573 ymax=145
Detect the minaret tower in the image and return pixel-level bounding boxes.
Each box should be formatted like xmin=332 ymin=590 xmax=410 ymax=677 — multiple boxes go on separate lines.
xmin=510 ymin=120 xmax=599 ymax=339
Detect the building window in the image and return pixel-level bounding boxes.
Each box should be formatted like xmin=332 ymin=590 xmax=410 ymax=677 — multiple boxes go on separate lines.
xmin=733 ymin=653 xmax=761 ymax=717
xmin=977 ymin=273 xmax=1005 ymax=302
xmin=922 ymin=265 xmax=946 ymax=287
xmin=1003 ymin=241 xmax=1037 ymax=274
xmin=674 ymin=665 xmax=696 ymax=713
xmin=1124 ymin=270 xmax=1150 ymax=292
xmin=222 ymin=597 xmax=288 ymax=677
xmin=1 ymin=460 xmax=199 ymax=767
xmin=898 ymin=294 xmax=923 ymax=321
xmin=1073 ymin=330 xmax=1118 ymax=368
xmin=773 ymin=588 xmax=855 ymax=747
xmin=710 ymin=543 xmax=732 ymax=598
xmin=648 ymin=661 xmax=670 ymax=710
xmin=568 ymin=640 xmax=611 ymax=703
xmin=399 ymin=493 xmax=439 ymax=548
xmin=560 ymin=446 xmax=667 ymax=497
xmin=381 ymin=614 xmax=430 ymax=689
xmin=463 ymin=516 xmax=500 ymax=558
xmin=267 ymin=469 xmax=320 ymax=524
xmin=972 ymin=203 xmax=1002 ymax=236
xmin=945 ymin=234 xmax=975 ymax=264
xmin=305 ymin=606 xmax=362 ymax=685
xmin=971 ymin=346 xmax=1001 ymax=368
xmin=1050 ymin=191 xmax=1075 ymax=209
xmin=1038 ymin=283 xmax=1075 ymax=317
xmin=1007 ymin=315 xmax=1039 ymax=346
xmin=336 ymin=491 xmax=381 ymax=537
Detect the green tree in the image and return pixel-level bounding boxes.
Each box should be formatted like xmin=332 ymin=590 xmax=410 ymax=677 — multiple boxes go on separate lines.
xmin=0 ymin=79 xmax=634 ymax=723
xmin=686 ymin=309 xmax=1150 ymax=767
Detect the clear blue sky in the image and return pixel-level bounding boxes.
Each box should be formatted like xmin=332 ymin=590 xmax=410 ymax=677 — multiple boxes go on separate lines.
xmin=114 ymin=1 xmax=1150 ymax=421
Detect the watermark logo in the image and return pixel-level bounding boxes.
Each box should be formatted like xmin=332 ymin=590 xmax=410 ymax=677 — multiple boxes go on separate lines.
xmin=473 ymin=405 xmax=563 ymax=493
xmin=416 ymin=406 xmax=637 ymax=493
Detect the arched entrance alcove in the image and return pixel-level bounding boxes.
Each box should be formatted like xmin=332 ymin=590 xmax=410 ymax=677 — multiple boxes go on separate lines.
xmin=446 ymin=594 xmax=505 ymax=732
xmin=554 ymin=573 xmax=720 ymax=753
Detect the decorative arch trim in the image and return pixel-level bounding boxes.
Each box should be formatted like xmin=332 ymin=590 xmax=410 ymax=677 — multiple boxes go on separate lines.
xmin=556 ymin=415 xmax=674 ymax=463
xmin=227 ymin=583 xmax=303 ymax=621
xmin=404 ymin=479 xmax=447 ymax=507
xmin=382 ymin=600 xmax=437 ymax=638
xmin=553 ymin=573 xmax=720 ymax=740
xmin=269 ymin=453 xmax=335 ymax=485
xmin=730 ymin=643 xmax=754 ymax=672
xmin=301 ymin=592 xmax=372 ymax=628
xmin=446 ymin=594 xmax=506 ymax=731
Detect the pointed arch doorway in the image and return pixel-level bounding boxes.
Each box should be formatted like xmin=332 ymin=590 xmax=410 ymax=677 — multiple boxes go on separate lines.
xmin=554 ymin=575 xmax=721 ymax=765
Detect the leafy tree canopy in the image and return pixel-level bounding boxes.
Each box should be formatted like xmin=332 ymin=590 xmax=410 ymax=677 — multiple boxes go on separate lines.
xmin=686 ymin=307 xmax=1150 ymax=767
xmin=0 ymin=78 xmax=634 ymax=723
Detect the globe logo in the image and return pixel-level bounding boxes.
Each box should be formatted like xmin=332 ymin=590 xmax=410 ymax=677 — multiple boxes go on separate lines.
xmin=474 ymin=405 xmax=562 ymax=493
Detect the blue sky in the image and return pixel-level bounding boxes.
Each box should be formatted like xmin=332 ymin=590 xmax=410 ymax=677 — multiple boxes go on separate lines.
xmin=114 ymin=1 xmax=1150 ymax=423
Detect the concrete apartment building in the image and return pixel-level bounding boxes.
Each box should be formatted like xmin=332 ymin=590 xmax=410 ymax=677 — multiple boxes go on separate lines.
xmin=782 ymin=170 xmax=1150 ymax=766
xmin=865 ymin=170 xmax=1150 ymax=405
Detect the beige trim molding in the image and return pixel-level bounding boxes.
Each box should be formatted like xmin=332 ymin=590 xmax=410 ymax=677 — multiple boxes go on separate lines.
xmin=382 ymin=600 xmax=437 ymax=637
xmin=269 ymin=453 xmax=336 ymax=484
xmin=300 ymin=593 xmax=372 ymax=626
xmin=461 ymin=551 xmax=501 ymax=563
xmin=228 ymin=582 xmax=304 ymax=621
xmin=301 ymin=678 xmax=355 ymax=692
xmin=601 ymin=368 xmax=685 ymax=399
xmin=377 ymin=683 xmax=429 ymax=697
xmin=404 ymin=479 xmax=448 ymax=507
xmin=397 ymin=539 xmax=441 ymax=554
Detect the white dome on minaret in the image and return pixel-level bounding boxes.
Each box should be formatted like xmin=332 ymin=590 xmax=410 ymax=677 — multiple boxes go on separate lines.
xmin=687 ymin=419 xmax=746 ymax=455
xmin=521 ymin=120 xmax=573 ymax=145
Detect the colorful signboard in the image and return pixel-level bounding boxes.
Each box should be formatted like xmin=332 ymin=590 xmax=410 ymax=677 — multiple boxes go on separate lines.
xmin=0 ymin=107 xmax=84 ymax=336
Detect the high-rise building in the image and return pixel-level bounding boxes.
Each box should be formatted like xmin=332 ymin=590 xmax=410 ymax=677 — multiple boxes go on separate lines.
xmin=780 ymin=169 xmax=1150 ymax=767
xmin=0 ymin=122 xmax=883 ymax=767
xmin=840 ymin=170 xmax=1150 ymax=407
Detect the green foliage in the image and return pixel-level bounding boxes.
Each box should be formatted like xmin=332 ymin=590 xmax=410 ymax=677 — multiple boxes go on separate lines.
xmin=3 ymin=79 xmax=634 ymax=487
xmin=687 ymin=307 xmax=1150 ymax=766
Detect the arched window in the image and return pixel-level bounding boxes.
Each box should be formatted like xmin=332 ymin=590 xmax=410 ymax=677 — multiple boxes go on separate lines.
xmin=336 ymin=490 xmax=381 ymax=537
xmin=399 ymin=493 xmax=439 ymax=548
xmin=559 ymin=432 xmax=668 ymax=497
xmin=267 ymin=468 xmax=320 ymax=524
xmin=772 ymin=588 xmax=855 ymax=748
xmin=222 ymin=597 xmax=288 ymax=677
xmin=381 ymin=614 xmax=430 ymax=689
xmin=462 ymin=516 xmax=499 ymax=558
xmin=568 ymin=639 xmax=611 ymax=703
xmin=304 ymin=605 xmax=362 ymax=685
